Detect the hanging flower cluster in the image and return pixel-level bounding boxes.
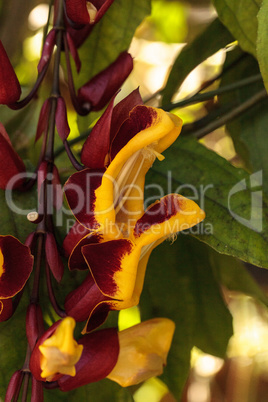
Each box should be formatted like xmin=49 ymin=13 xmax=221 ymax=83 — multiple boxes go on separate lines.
xmin=0 ymin=1 xmax=205 ymax=400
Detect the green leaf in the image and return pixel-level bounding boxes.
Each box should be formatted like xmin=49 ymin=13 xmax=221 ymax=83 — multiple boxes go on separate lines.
xmin=161 ymin=18 xmax=234 ymax=105
xmin=219 ymin=47 xmax=268 ymax=195
xmin=189 ymin=238 xmax=233 ymax=357
xmin=257 ymin=0 xmax=268 ymax=93
xmin=140 ymin=239 xmax=196 ymax=398
xmin=209 ymin=251 xmax=268 ymax=307
xmin=0 ymin=187 xmax=37 ymax=242
xmin=75 ymin=0 xmax=151 ymax=88
xmin=146 ymin=137 xmax=268 ymax=267
xmin=141 ymin=236 xmax=232 ymax=398
xmin=44 ymin=379 xmax=134 ymax=402
xmin=0 ymin=287 xmax=30 ymax=397
xmin=212 ymin=0 xmax=262 ymax=56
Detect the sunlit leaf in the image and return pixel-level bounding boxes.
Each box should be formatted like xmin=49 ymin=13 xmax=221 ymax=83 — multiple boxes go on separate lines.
xmin=257 ymin=0 xmax=268 ymax=93
xmin=213 ymin=0 xmax=262 ymax=56
xmin=161 ymin=18 xmax=234 ymax=105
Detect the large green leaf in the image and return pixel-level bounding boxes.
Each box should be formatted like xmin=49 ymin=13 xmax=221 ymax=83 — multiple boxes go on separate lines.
xmin=212 ymin=0 xmax=262 ymax=56
xmin=219 ymin=47 xmax=268 ymax=195
xmin=161 ymin=18 xmax=234 ymax=105
xmin=141 ymin=236 xmax=232 ymax=398
xmin=257 ymin=0 xmax=268 ymax=93
xmin=146 ymin=137 xmax=268 ymax=267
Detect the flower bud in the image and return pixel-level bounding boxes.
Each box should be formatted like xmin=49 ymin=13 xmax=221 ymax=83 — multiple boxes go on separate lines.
xmin=78 ymin=52 xmax=133 ymax=111
xmin=0 ymin=41 xmax=21 ymax=104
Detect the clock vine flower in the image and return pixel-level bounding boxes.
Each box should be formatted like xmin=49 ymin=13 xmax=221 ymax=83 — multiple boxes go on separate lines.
xmin=63 ymin=90 xmax=205 ymax=332
xmin=29 ymin=316 xmax=175 ymax=391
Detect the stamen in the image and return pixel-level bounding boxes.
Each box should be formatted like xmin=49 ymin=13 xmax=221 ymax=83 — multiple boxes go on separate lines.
xmin=114 ymin=150 xmax=141 ymax=207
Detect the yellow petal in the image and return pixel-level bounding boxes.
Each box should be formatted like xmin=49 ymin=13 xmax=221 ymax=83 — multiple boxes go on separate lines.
xmin=39 ymin=317 xmax=83 ymax=380
xmin=107 ymin=318 xmax=175 ymax=387
xmin=93 ymin=108 xmax=182 ymax=229
xmin=133 ymin=194 xmax=205 ymax=247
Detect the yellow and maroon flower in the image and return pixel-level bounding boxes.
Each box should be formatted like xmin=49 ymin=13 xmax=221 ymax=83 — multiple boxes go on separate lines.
xmin=64 ymin=91 xmax=205 ymax=331
xmin=64 ymin=194 xmax=205 ymax=332
xmin=30 ymin=317 xmax=119 ymax=390
xmin=65 ymin=90 xmax=183 ymax=232
xmin=30 ymin=316 xmax=175 ymax=391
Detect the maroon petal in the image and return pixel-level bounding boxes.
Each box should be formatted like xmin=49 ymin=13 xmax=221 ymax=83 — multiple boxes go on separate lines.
xmin=37 ymin=29 xmax=56 ymax=73
xmin=65 ymin=0 xmax=90 ymax=24
xmin=65 ymin=274 xmax=107 ymax=323
xmin=63 ymin=221 xmax=90 ymax=257
xmin=110 ymin=88 xmax=143 ymax=143
xmin=68 ymin=232 xmax=103 ymax=271
xmin=133 ymin=194 xmax=188 ymax=238
xmin=55 ymin=97 xmax=70 ymax=141
xmin=64 ymin=168 xmax=105 ymax=230
xmin=81 ymin=96 xmax=115 ymax=168
xmin=82 ymin=239 xmax=132 ymax=297
xmin=45 ymin=233 xmax=64 ymax=282
xmin=0 ymin=236 xmax=33 ymax=298
xmin=65 ymin=24 xmax=93 ymax=48
xmin=0 ymin=41 xmax=21 ymax=104
xmin=58 ymin=328 xmax=119 ymax=391
xmin=78 ymin=52 xmax=133 ymax=111
xmin=94 ymin=0 xmax=115 ymax=24
xmin=0 ymin=298 xmax=13 ymax=322
xmin=66 ymin=32 xmax=81 ymax=73
xmin=35 ymin=99 xmax=51 ymax=142
xmin=0 ymin=123 xmax=25 ymax=190
xmin=111 ymin=105 xmax=157 ymax=160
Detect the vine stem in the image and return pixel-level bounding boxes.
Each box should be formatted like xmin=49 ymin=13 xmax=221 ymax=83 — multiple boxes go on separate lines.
xmin=164 ymin=74 xmax=263 ymax=111
xmin=63 ymin=139 xmax=84 ymax=170
xmin=183 ymin=88 xmax=268 ymax=139
xmin=30 ymin=233 xmax=44 ymax=304
xmin=8 ymin=63 xmax=50 ymax=110
xmin=45 ymin=261 xmax=67 ymax=318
